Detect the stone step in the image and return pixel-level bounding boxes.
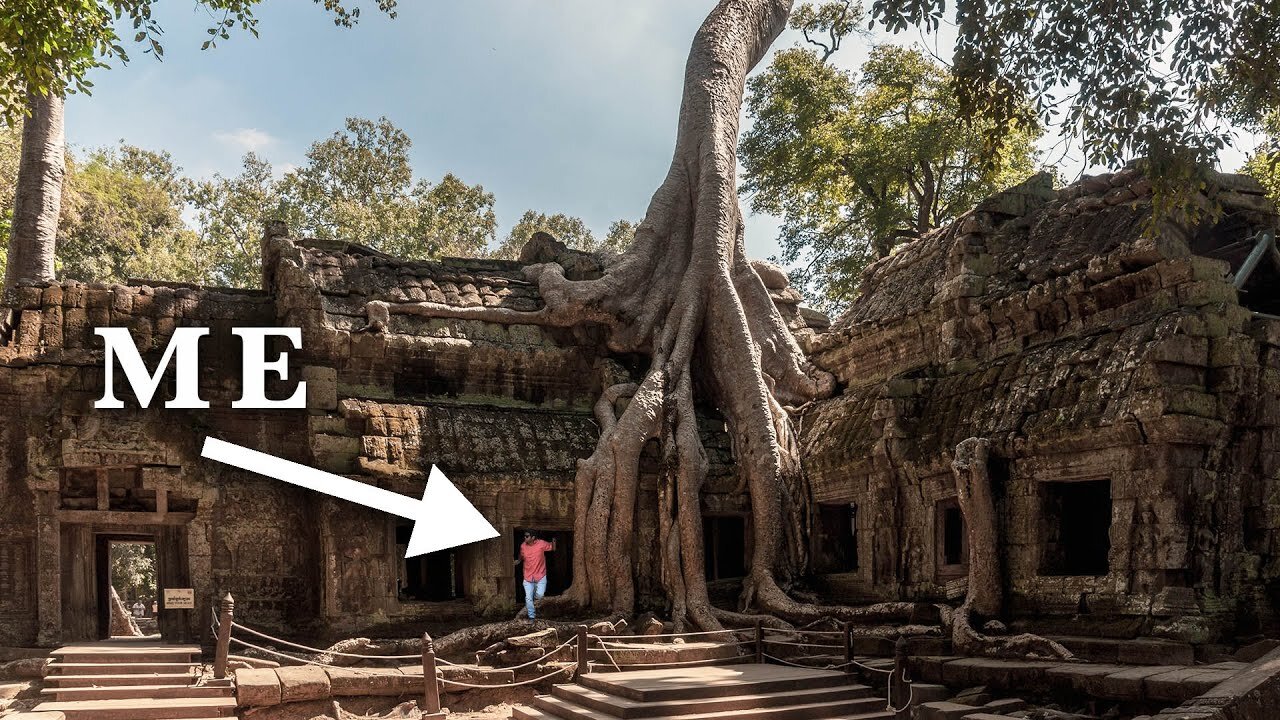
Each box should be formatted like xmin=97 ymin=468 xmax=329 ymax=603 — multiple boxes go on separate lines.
xmin=516 ymin=701 xmax=894 ymax=720
xmin=590 ymin=642 xmax=744 ymax=666
xmin=551 ymin=682 xmax=875 ymax=718
xmin=33 ymin=697 xmax=236 ymax=720
xmin=534 ymin=694 xmax=889 ymax=720
xmin=580 ymin=666 xmax=852 ymax=702
xmin=45 ymin=673 xmax=200 ymax=687
xmin=594 ymin=657 xmax=751 ymax=672
xmin=42 ymin=684 xmax=234 ymax=702
xmin=48 ymin=662 xmax=200 ymax=676
xmin=50 ymin=644 xmax=201 ymax=666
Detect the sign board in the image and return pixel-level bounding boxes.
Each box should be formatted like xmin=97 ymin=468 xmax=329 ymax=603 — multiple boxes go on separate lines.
xmin=163 ymin=588 xmax=195 ymax=609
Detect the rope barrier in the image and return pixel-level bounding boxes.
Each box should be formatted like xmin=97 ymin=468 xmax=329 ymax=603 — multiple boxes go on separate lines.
xmin=761 ymin=627 xmax=844 ymax=637
xmin=229 ymin=638 xmax=410 ymax=677
xmin=230 ymin=622 xmax=421 ymax=661
xmin=760 ymin=638 xmax=845 ymax=650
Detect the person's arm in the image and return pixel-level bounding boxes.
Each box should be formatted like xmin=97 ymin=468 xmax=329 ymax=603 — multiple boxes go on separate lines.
xmin=548 ymin=538 xmax=557 ymax=551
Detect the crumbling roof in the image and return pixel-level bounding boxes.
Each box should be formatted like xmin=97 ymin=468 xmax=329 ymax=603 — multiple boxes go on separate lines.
xmin=296 ymin=238 xmax=545 ymax=312
xmin=826 ymin=168 xmax=1278 ymax=334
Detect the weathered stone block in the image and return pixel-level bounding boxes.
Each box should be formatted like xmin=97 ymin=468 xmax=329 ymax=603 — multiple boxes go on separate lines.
xmin=276 ymin=665 xmax=331 ymax=703
xmin=326 ymin=668 xmax=423 ymax=696
xmin=236 ymin=667 xmax=282 ymax=707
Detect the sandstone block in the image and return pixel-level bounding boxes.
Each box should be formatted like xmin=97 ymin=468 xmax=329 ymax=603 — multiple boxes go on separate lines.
xmin=917 ymin=701 xmax=981 ymax=720
xmin=276 ymin=665 xmax=331 ymax=703
xmin=236 ymin=667 xmax=282 ymax=707
xmin=327 ymin=668 xmax=423 ymax=696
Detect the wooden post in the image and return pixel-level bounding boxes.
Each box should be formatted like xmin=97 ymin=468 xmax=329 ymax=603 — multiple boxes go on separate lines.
xmin=422 ymin=632 xmax=441 ymax=714
xmin=891 ymin=635 xmax=909 ymax=718
xmin=213 ymin=593 xmax=234 ymax=679
xmin=576 ymin=624 xmax=590 ymax=676
xmin=754 ymin=619 xmax=763 ymax=664
xmin=842 ymin=622 xmax=853 ymax=675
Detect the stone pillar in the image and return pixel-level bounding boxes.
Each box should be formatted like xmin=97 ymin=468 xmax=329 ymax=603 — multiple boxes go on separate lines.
xmin=35 ymin=490 xmax=60 ymax=647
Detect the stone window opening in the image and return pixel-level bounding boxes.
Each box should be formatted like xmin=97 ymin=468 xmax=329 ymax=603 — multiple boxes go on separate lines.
xmin=814 ymin=502 xmax=858 ymax=573
xmin=1041 ymin=479 xmax=1112 ymax=577
xmin=703 ymin=515 xmax=748 ymax=581
xmin=936 ymin=497 xmax=968 ymax=581
xmin=396 ymin=522 xmax=463 ymax=601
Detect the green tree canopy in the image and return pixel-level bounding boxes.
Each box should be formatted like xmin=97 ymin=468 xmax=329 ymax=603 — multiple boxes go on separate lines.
xmin=57 ymin=144 xmax=211 ymax=284
xmin=274 ymin=116 xmax=497 ymax=262
xmin=189 ymin=152 xmax=281 ymax=288
xmin=493 ymin=210 xmax=635 ymax=259
xmin=741 ymin=15 xmax=1040 ymax=310
xmin=869 ymin=0 xmax=1280 ymax=192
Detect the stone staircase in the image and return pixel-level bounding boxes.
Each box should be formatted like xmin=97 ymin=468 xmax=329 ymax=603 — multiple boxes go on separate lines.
xmin=514 ymin=664 xmax=894 ymax=720
xmin=34 ymin=642 xmax=236 ymax=720
xmin=589 ymin=639 xmax=748 ymax=670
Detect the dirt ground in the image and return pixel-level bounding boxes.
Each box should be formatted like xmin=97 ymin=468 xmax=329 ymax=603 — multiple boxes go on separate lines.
xmin=446 ymin=703 xmax=517 ymax=720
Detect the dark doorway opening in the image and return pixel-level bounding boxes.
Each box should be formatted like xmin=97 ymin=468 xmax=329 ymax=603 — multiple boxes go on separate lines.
xmin=703 ymin=515 xmax=747 ymax=581
xmin=95 ymin=535 xmax=157 ymax=639
xmin=935 ymin=498 xmax=968 ymax=581
xmin=512 ymin=528 xmax=573 ymax=601
xmin=1042 ymin=479 xmax=1112 ymax=576
xmin=396 ymin=523 xmax=464 ymax=601
xmin=814 ymin=503 xmax=858 ymax=573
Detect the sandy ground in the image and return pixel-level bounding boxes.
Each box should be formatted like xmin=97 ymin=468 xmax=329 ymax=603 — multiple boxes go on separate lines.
xmin=445 ymin=703 xmax=517 ymax=720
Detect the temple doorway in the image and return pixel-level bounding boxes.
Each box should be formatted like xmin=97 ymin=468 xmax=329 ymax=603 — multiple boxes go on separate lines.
xmin=103 ymin=538 xmax=158 ymax=637
xmin=512 ymin=528 xmax=574 ymax=601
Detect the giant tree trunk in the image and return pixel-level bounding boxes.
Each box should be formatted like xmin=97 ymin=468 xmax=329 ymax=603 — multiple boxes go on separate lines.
xmin=4 ymin=91 xmax=64 ymax=290
xmin=371 ymin=0 xmax=929 ymax=631
xmin=947 ymin=438 xmax=1072 ymax=659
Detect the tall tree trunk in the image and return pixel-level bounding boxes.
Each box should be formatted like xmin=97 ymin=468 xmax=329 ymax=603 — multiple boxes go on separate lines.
xmin=367 ymin=0 xmax=931 ymax=630
xmin=5 ymin=91 xmax=64 ymax=290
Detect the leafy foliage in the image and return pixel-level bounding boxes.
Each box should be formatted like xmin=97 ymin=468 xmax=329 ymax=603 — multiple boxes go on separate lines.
xmin=1242 ymin=113 xmax=1280 ymax=201
xmin=0 ymin=123 xmax=20 ymax=280
xmin=740 ymin=10 xmax=1039 ymax=311
xmin=109 ymin=542 xmax=156 ymax=605
xmin=0 ymin=1 xmax=398 ymax=123
xmin=492 ymin=210 xmax=631 ymax=259
xmin=273 ymin=116 xmax=497 ymax=261
xmin=869 ymin=0 xmax=1280 ymax=193
xmin=189 ymin=152 xmax=281 ymax=288
xmin=58 ymin=145 xmax=211 ymax=284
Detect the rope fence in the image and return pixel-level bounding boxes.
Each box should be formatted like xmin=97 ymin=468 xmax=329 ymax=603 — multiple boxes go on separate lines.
xmin=211 ymin=593 xmax=918 ymax=715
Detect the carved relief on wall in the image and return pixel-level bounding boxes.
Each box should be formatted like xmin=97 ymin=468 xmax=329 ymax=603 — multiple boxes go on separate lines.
xmin=0 ymin=541 xmax=33 ymax=613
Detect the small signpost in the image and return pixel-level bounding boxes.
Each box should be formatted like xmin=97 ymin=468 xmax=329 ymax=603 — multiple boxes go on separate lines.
xmin=164 ymin=588 xmax=195 ymax=609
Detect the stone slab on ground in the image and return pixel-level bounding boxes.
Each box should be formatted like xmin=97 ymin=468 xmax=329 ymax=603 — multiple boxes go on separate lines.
xmin=0 ymin=713 xmax=65 ymax=720
xmin=327 ymin=668 xmax=425 ymax=696
xmin=961 ymin=715 xmax=1016 ymax=720
xmin=917 ymin=700 xmax=982 ymax=720
xmin=276 ymin=665 xmax=331 ymax=703
xmin=236 ymin=667 xmax=282 ymax=707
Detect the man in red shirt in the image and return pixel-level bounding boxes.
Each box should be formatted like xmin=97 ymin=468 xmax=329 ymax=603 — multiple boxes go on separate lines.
xmin=515 ymin=531 xmax=556 ymax=620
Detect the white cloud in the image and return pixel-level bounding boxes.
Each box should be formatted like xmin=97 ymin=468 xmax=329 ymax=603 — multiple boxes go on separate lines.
xmin=212 ymin=128 xmax=276 ymax=154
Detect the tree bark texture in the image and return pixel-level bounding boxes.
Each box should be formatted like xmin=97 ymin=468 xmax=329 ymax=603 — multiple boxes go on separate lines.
xmin=5 ymin=90 xmax=64 ymax=290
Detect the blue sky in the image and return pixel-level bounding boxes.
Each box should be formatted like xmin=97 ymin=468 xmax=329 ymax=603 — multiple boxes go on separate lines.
xmin=64 ymin=1 xmax=1259 ymax=262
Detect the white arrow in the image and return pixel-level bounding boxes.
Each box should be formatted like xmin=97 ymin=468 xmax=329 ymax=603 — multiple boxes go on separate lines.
xmin=200 ymin=437 xmax=499 ymax=558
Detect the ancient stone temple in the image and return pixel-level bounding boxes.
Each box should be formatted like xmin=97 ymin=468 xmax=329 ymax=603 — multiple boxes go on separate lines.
xmin=1 ymin=166 xmax=1279 ymax=655
xmin=801 ymin=168 xmax=1280 ymax=643
xmin=0 ymin=227 xmax=758 ymax=647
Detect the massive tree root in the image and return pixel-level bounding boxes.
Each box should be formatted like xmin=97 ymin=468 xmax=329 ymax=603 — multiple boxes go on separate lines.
xmin=948 ymin=438 xmax=1072 ymax=660
xmin=509 ymin=0 xmax=870 ymax=630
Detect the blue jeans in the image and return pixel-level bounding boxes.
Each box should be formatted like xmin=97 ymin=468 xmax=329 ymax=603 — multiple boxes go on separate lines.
xmin=523 ymin=576 xmax=547 ymax=619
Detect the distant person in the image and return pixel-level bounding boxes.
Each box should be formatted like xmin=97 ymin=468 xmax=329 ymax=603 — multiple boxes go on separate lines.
xmin=151 ymin=600 xmax=157 ymax=616
xmin=132 ymin=600 xmax=144 ymax=618
xmin=515 ymin=531 xmax=556 ymax=620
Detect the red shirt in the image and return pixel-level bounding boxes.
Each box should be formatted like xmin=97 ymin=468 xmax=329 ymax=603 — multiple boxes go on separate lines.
xmin=520 ymin=539 xmax=553 ymax=582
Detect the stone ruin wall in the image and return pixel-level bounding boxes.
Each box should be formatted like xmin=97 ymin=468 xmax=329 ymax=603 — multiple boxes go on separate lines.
xmin=800 ymin=169 xmax=1280 ymax=642
xmin=0 ymin=232 xmax=745 ymax=646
